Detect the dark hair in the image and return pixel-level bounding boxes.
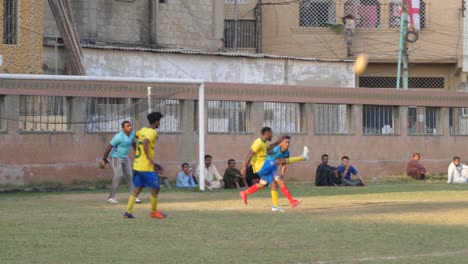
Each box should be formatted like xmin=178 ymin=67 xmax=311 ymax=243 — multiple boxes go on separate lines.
xmin=341 ymin=156 xmax=350 ymax=161
xmin=147 ymin=112 xmax=163 ymax=124
xmin=181 ymin=163 xmax=189 ymax=167
xmin=413 ymin=153 xmax=421 ymax=158
xmin=121 ymin=120 xmax=131 ymax=128
xmin=454 ymin=156 xmax=461 ymax=161
xmin=321 ymin=154 xmax=329 ymax=160
xmin=205 ymin=154 xmax=212 ymax=160
xmin=261 ymin=127 xmax=272 ymax=135
xmin=282 ymin=136 xmax=291 ymax=141
xmin=227 ymin=159 xmax=235 ymax=164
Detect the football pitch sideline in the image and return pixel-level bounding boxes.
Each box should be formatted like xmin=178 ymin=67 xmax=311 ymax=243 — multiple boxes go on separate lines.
xmin=2 ymin=183 xmax=468 ymax=264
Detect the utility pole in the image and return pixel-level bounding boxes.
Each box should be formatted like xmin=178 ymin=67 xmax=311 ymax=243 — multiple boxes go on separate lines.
xmin=234 ymin=0 xmax=238 ymax=51
xmin=396 ymin=0 xmax=409 ymax=89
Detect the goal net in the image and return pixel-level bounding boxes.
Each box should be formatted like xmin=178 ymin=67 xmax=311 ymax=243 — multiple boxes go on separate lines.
xmin=0 ymin=75 xmax=207 ymax=191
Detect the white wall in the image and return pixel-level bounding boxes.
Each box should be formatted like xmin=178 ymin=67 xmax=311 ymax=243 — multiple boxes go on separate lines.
xmin=43 ymin=47 xmax=355 ymax=87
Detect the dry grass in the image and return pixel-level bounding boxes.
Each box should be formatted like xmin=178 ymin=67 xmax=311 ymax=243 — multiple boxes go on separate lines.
xmin=2 ymin=183 xmax=468 ymax=263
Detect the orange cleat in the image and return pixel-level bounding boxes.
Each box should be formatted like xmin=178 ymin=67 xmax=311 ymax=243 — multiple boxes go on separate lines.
xmin=290 ymin=199 xmax=302 ymax=208
xmin=240 ymin=191 xmax=248 ymax=205
xmin=149 ymin=211 xmax=167 ymax=219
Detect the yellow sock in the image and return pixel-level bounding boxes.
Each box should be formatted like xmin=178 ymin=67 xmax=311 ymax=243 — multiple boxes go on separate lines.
xmin=271 ymin=190 xmax=279 ymax=207
xmin=126 ymin=194 xmax=137 ymax=214
xmin=287 ymin=156 xmax=305 ymax=164
xmin=150 ymin=195 xmax=158 ymax=213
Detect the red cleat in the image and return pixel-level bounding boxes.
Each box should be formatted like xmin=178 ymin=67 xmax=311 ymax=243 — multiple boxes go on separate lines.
xmin=290 ymin=199 xmax=302 ymax=208
xmin=240 ymin=191 xmax=248 ymax=205
xmin=149 ymin=211 xmax=167 ymax=219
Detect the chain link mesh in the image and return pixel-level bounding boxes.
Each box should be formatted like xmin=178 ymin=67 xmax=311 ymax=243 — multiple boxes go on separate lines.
xmin=344 ymin=0 xmax=381 ymax=28
xmin=0 ymin=80 xmax=200 ymax=190
xmin=299 ymin=0 xmax=336 ymax=28
xmin=359 ymin=77 xmax=445 ymax=89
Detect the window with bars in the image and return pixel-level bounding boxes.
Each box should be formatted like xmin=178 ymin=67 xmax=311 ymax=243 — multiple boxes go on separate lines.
xmin=408 ymin=106 xmax=440 ymax=135
xmin=264 ymin=102 xmax=303 ymax=133
xmin=152 ymin=99 xmax=181 ymax=133
xmin=19 ymin=96 xmax=72 ymax=132
xmin=86 ymin=98 xmax=136 ymax=132
xmin=299 ymin=0 xmax=336 ymax=28
xmin=3 ymin=0 xmax=18 ymax=44
xmin=359 ymin=77 xmax=444 ymax=89
xmin=224 ymin=20 xmax=257 ymax=49
xmin=0 ymin=96 xmax=5 ymax=131
xmin=362 ymin=105 xmax=398 ymax=134
xmin=207 ymin=101 xmax=249 ymax=133
xmin=225 ymin=0 xmax=247 ymax=3
xmin=449 ymin=108 xmax=468 ymax=135
xmin=344 ymin=0 xmax=381 ymax=28
xmin=314 ymin=104 xmax=351 ymax=134
xmin=390 ymin=0 xmax=425 ymax=29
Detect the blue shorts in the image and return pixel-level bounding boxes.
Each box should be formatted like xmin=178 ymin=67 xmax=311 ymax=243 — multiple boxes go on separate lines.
xmin=133 ymin=170 xmax=160 ymax=189
xmin=257 ymin=159 xmax=278 ymax=185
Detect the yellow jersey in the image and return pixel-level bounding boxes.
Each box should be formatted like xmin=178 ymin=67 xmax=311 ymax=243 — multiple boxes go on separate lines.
xmin=250 ymin=138 xmax=269 ymax=173
xmin=133 ymin=127 xmax=158 ymax=171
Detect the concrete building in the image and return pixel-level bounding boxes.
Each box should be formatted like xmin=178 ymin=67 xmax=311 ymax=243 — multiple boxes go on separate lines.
xmin=43 ymin=45 xmax=355 ymax=87
xmin=260 ymin=0 xmax=463 ymax=91
xmin=43 ymin=0 xmax=224 ymax=50
xmin=0 ymin=0 xmax=43 ymax=74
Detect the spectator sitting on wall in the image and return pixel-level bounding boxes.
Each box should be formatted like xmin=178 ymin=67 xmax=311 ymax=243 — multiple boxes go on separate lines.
xmin=176 ymin=163 xmax=197 ymax=188
xmin=196 ymin=155 xmax=224 ymax=190
xmin=223 ymin=159 xmax=248 ymax=189
xmin=315 ymin=154 xmax=339 ymax=186
xmin=448 ymin=156 xmax=468 ymax=184
xmin=337 ymin=156 xmax=366 ymax=186
xmin=407 ymin=153 xmax=429 ymax=180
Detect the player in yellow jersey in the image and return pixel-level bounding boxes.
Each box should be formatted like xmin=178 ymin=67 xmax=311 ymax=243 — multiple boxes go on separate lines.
xmin=240 ymin=127 xmax=309 ymax=208
xmin=124 ymin=112 xmax=167 ymax=219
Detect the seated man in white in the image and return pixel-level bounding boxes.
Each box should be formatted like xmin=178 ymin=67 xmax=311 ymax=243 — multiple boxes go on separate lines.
xmin=196 ymin=154 xmax=224 ymax=190
xmin=447 ymin=156 xmax=468 ymax=184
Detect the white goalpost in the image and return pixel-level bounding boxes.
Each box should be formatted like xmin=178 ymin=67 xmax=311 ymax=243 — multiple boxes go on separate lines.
xmin=0 ymin=74 xmax=207 ymax=191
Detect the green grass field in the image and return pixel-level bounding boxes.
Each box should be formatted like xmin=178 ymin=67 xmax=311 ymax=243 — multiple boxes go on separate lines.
xmin=2 ymin=182 xmax=468 ymax=264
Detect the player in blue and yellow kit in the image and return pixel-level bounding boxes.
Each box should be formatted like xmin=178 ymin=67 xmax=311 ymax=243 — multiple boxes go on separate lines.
xmin=124 ymin=112 xmax=167 ymax=219
xmin=240 ymin=127 xmax=309 ymax=210
xmin=266 ymin=137 xmax=303 ymax=212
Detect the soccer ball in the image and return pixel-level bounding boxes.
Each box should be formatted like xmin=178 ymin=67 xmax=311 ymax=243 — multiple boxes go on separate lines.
xmin=354 ymin=54 xmax=368 ymax=76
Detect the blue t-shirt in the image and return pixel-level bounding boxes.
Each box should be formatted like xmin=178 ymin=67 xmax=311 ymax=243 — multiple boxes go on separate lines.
xmin=109 ymin=131 xmax=136 ymax=158
xmin=268 ymin=145 xmax=290 ymax=160
xmin=337 ymin=165 xmax=358 ymax=181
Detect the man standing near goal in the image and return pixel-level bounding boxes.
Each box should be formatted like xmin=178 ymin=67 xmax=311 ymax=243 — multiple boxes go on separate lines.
xmin=101 ymin=121 xmax=141 ymax=204
xmin=124 ymin=112 xmax=167 ymax=219
xmin=240 ymin=127 xmax=309 ymax=209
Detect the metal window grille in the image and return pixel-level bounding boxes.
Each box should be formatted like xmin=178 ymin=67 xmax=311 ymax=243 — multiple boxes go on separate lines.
xmin=314 ymin=104 xmax=350 ymax=134
xmin=408 ymin=106 xmax=440 ymax=135
xmin=264 ymin=102 xmax=302 ymax=133
xmin=362 ymin=105 xmax=397 ymax=134
xmin=449 ymin=108 xmax=468 ymax=135
xmin=207 ymin=101 xmax=249 ymax=133
xmin=0 ymin=96 xmax=4 ymax=131
xmin=3 ymin=0 xmax=18 ymax=44
xmin=152 ymin=99 xmax=181 ymax=133
xmin=299 ymin=0 xmax=336 ymax=28
xmin=344 ymin=0 xmax=381 ymax=28
xmin=390 ymin=0 xmax=425 ymax=29
xmin=86 ymin=98 xmax=136 ymax=132
xmin=19 ymin=96 xmax=72 ymax=132
xmin=225 ymin=0 xmax=247 ymax=3
xmin=224 ymin=20 xmax=257 ymax=49
xmin=359 ymin=77 xmax=444 ymax=89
